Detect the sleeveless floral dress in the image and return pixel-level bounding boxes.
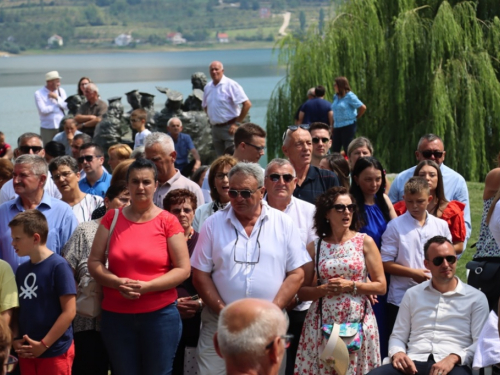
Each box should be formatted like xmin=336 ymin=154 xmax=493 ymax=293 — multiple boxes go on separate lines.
xmin=294 ymin=233 xmax=381 ymax=375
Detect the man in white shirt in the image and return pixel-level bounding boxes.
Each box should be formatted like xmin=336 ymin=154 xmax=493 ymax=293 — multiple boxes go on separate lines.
xmin=203 ymin=61 xmax=252 ymax=156
xmin=0 ymin=133 xmax=61 ymax=204
xmin=263 ymin=158 xmax=316 ymax=375
xmin=191 ymin=162 xmax=311 ymax=375
xmin=368 ymin=236 xmax=489 ymax=375
xmin=144 ymin=132 xmax=204 ymax=208
xmin=34 ymin=71 xmax=68 ymax=145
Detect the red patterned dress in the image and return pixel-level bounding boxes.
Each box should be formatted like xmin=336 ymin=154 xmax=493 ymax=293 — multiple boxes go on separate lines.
xmin=294 ymin=233 xmax=381 ymax=375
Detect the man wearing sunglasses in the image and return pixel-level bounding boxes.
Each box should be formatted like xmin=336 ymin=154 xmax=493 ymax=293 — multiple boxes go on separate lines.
xmin=388 ymin=134 xmax=471 ymax=247
xmin=309 ymin=122 xmax=332 ymax=167
xmin=263 ymin=158 xmax=316 ymax=375
xmin=214 ymin=298 xmax=289 ymax=375
xmin=369 ymin=236 xmax=488 ymax=375
xmin=0 ymin=133 xmax=62 ymax=205
xmin=77 ymin=142 xmax=111 ymax=198
xmin=282 ymin=125 xmax=339 ymax=204
xmin=297 ymin=85 xmax=333 ymax=127
xmin=191 ymin=162 xmax=311 ymax=375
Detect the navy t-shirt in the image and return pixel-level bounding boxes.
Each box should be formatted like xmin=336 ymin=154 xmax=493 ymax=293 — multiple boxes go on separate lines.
xmin=293 ymin=165 xmax=339 ymax=205
xmin=16 ymin=253 xmax=76 ymax=358
xmin=300 ymin=98 xmax=332 ymax=125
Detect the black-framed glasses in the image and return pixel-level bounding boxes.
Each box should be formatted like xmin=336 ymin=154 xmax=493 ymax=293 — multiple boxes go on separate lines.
xmin=430 ymin=255 xmax=457 ymax=266
xmin=5 ymin=355 xmax=18 ymax=373
xmin=332 ymin=203 xmax=356 ymax=213
xmin=228 ymin=188 xmax=259 ymax=199
xmin=282 ymin=124 xmax=310 ymax=142
xmin=419 ymin=150 xmax=444 ymax=159
xmin=215 ymin=172 xmax=229 ymax=180
xmin=19 ymin=146 xmax=43 ymax=154
xmin=265 ymin=334 xmax=294 ymax=350
xmin=267 ymin=173 xmax=295 ymax=183
xmin=244 ymin=142 xmax=266 ymax=152
xmin=78 ymin=155 xmax=95 ymax=163
xmin=171 ymin=207 xmax=193 ymax=215
xmin=233 ymin=223 xmax=262 ymax=265
xmin=51 ymin=171 xmax=74 ymax=181
xmin=312 ymin=137 xmax=330 ymax=144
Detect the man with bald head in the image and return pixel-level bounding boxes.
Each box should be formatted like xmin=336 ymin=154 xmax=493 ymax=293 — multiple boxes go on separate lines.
xmin=74 ymin=83 xmax=108 ymax=138
xmin=282 ymin=125 xmax=339 ymax=204
xmin=214 ymin=298 xmax=289 ymax=375
xmin=203 ymin=61 xmax=252 ymax=156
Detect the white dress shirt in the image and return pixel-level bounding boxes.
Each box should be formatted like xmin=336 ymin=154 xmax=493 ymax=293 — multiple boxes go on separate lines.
xmin=389 ymin=278 xmax=489 ymax=366
xmin=381 ymin=211 xmax=451 ymax=306
xmin=193 ymin=201 xmax=230 ymax=233
xmin=191 ymin=201 xmax=311 ymax=305
xmin=34 ymin=86 xmax=68 ymax=129
xmin=0 ymin=175 xmax=62 ymax=205
xmin=202 ymin=75 xmax=248 ymax=124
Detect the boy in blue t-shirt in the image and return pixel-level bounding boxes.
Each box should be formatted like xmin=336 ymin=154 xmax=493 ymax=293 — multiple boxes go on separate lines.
xmin=10 ymin=210 xmax=76 ymax=375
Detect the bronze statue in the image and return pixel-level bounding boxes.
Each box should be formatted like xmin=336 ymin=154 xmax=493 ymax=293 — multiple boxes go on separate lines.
xmin=139 ymin=92 xmax=158 ymax=130
xmin=155 ymin=89 xmax=193 ymax=131
xmin=125 ymin=90 xmax=141 ymax=113
xmin=182 ymin=72 xmax=208 ymax=111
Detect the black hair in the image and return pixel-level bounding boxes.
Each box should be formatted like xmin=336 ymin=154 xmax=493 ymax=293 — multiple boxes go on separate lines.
xmin=423 ymin=235 xmax=453 ymax=260
xmin=126 ymin=158 xmax=158 ymax=182
xmin=44 ymin=141 xmax=66 ymax=158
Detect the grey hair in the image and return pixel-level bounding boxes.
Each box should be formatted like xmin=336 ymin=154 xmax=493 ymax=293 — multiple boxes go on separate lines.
xmin=18 ymin=133 xmax=43 ymax=148
xmin=86 ymin=83 xmax=99 ymax=94
xmin=265 ymin=158 xmax=296 ymax=176
xmin=130 ymin=146 xmax=145 ymax=160
xmin=15 ymin=155 xmax=48 ymax=177
xmin=144 ymin=132 xmax=174 ymax=155
xmin=167 ymin=117 xmax=182 ymax=127
xmin=228 ymin=162 xmax=264 ymax=188
xmin=307 ymin=87 xmax=315 ymax=97
xmin=74 ymin=133 xmax=92 ymax=144
xmin=48 ymin=156 xmax=79 ymax=174
xmin=417 ymin=134 xmax=443 ymax=150
xmin=347 ymin=136 xmax=374 ymax=158
xmin=217 ymin=304 xmax=287 ymax=362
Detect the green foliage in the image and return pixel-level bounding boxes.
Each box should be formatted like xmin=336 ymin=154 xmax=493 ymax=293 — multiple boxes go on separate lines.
xmin=266 ymin=0 xmax=500 ymax=181
xmin=318 ymin=8 xmax=325 ymax=33
xmin=299 ymin=10 xmax=306 ymax=30
xmin=84 ymin=4 xmax=105 ymax=25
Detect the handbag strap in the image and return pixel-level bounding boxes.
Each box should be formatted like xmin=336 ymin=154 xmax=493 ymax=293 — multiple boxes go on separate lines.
xmin=105 ymin=209 xmax=119 ymax=259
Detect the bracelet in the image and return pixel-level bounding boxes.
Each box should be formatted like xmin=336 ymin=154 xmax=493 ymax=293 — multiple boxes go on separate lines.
xmin=352 ymin=281 xmax=357 ymax=295
xmin=294 ymin=294 xmax=300 ymax=305
xmin=197 ymin=299 xmax=203 ymax=312
xmin=40 ymin=339 xmax=49 ymax=349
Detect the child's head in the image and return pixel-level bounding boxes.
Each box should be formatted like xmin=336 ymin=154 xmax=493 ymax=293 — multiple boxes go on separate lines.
xmin=403 ymin=176 xmax=432 ymax=218
xmin=130 ymin=109 xmax=147 ymax=131
xmin=167 ymin=117 xmax=183 ymax=136
xmin=9 ymin=210 xmax=48 ymax=256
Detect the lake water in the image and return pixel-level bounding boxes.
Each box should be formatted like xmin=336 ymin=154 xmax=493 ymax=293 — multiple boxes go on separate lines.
xmin=0 ymin=49 xmax=285 ymax=164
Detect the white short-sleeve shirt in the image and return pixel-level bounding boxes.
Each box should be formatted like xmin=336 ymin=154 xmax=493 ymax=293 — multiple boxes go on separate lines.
xmin=191 ymin=201 xmax=311 ymax=305
xmin=202 ymin=75 xmax=249 ymax=124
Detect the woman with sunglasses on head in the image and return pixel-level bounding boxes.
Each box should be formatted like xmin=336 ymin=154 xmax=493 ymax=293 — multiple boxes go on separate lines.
xmin=393 ymin=160 xmax=466 ymax=254
xmin=88 ymin=158 xmax=190 ymax=375
xmin=193 ymin=155 xmax=237 ymax=232
xmin=295 ymin=186 xmax=386 ymax=375
xmin=163 ymin=189 xmax=203 ymax=375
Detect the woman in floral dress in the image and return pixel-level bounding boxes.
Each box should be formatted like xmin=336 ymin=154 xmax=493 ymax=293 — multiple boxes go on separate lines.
xmin=295 ymin=186 xmax=386 ymax=375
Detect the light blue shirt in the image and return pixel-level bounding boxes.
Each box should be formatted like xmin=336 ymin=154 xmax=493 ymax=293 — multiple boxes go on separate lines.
xmin=52 ymin=130 xmax=82 ymax=156
xmin=78 ymin=169 xmax=111 ymax=198
xmin=331 ymin=91 xmax=363 ymax=128
xmin=0 ymin=193 xmax=79 ymax=272
xmin=388 ymin=163 xmax=471 ymax=243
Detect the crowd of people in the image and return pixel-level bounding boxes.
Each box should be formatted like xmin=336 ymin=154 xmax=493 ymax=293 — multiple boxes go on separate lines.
xmin=0 ymin=61 xmax=498 ymax=375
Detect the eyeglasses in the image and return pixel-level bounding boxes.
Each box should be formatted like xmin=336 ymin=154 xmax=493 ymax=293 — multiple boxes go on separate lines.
xmin=282 ymin=124 xmax=310 ymax=142
xmin=332 ymin=203 xmax=356 ymax=213
xmin=130 ymin=118 xmax=143 ymax=123
xmin=51 ymin=171 xmax=74 ymax=181
xmin=419 ymin=150 xmax=444 ymax=159
xmin=430 ymin=255 xmax=457 ymax=266
xmin=78 ymin=155 xmax=95 ymax=163
xmin=5 ymin=355 xmax=18 ymax=373
xmin=265 ymin=334 xmax=294 ymax=350
xmin=215 ymin=173 xmax=229 ymax=180
xmin=228 ymin=188 xmax=259 ymax=199
xmin=244 ymin=142 xmax=266 ymax=152
xmin=19 ymin=146 xmax=43 ymax=154
xmin=267 ymin=173 xmax=295 ymax=183
xmin=233 ymin=223 xmax=262 ymax=264
xmin=171 ymin=207 xmax=193 ymax=215
xmin=312 ymin=137 xmax=330 ymax=144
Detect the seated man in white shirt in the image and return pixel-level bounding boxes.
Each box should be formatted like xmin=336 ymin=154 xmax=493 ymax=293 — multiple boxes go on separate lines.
xmin=369 ymin=236 xmax=489 ymax=375
xmin=191 ymin=162 xmax=311 ymax=375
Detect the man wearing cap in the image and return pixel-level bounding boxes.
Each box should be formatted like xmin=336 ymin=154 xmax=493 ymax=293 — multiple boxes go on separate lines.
xmin=203 ymin=61 xmax=252 ymax=156
xmin=74 ymin=83 xmax=108 ymax=138
xmin=35 ymin=71 xmax=68 ymax=145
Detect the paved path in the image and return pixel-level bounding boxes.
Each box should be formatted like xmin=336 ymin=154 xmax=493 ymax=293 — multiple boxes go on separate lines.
xmin=279 ymin=12 xmax=291 ymax=36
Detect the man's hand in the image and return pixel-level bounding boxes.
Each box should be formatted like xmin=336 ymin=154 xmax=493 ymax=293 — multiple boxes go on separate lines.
xmin=177 ymin=297 xmax=200 ymax=319
xmin=411 ymin=269 xmax=431 ymax=284
xmin=228 ymin=124 xmax=239 ymax=135
xmin=392 ymin=352 xmax=417 ymax=375
xmin=193 ymin=160 xmax=201 ymax=172
xmin=48 ymin=92 xmax=58 ymax=100
xmin=429 ymin=354 xmax=460 ymax=375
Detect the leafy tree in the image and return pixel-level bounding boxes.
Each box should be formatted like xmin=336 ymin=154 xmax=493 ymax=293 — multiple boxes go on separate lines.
xmin=252 ymin=1 xmax=260 ymax=11
xmin=84 ymin=4 xmax=105 ymax=25
xmin=299 ymin=10 xmax=305 ymax=31
xmin=318 ymin=8 xmax=324 ymax=33
xmin=266 ymin=0 xmax=500 ymax=181
xmin=240 ymin=0 xmax=250 ymax=10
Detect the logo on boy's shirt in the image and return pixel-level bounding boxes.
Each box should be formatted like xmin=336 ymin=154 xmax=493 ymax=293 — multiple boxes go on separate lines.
xmin=19 ymin=273 xmax=38 ymax=299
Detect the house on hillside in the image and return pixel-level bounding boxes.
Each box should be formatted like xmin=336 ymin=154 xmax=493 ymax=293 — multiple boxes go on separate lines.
xmin=260 ymin=7 xmax=271 ymax=18
xmin=115 ymin=34 xmax=133 ymax=46
xmin=48 ymin=35 xmax=63 ymax=47
xmin=217 ymin=32 xmax=229 ymax=43
xmin=167 ymin=32 xmax=186 ymax=45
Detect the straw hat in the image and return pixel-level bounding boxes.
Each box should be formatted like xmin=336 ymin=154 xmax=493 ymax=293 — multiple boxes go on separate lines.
xmin=45 ymin=71 xmax=62 ymax=81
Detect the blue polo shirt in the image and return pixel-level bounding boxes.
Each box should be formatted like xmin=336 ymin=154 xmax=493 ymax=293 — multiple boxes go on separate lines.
xmin=301 ymin=98 xmax=332 ymax=125
xmin=293 ymin=165 xmax=339 ymax=205
xmin=0 ymin=194 xmax=79 ymax=272
xmin=79 ymin=169 xmax=111 ymax=198
xmin=171 ymin=133 xmax=195 ymax=171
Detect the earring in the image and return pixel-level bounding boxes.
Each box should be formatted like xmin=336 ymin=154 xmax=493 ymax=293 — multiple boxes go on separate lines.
xmin=326 ymin=219 xmax=329 ymax=223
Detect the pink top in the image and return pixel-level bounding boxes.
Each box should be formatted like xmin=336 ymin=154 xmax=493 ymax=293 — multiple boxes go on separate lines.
xmin=101 ymin=208 xmax=184 ymax=313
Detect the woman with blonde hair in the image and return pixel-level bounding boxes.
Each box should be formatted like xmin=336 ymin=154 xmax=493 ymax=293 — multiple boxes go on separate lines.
xmin=107 ymin=144 xmax=132 ymax=172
